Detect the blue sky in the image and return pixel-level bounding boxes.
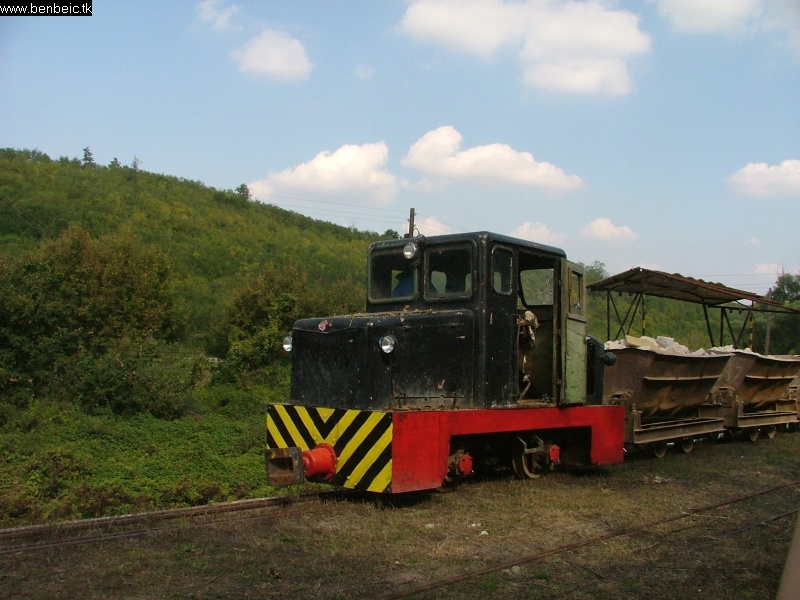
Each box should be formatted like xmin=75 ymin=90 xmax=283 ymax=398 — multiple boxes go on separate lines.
xmin=1 ymin=0 xmax=798 ymax=295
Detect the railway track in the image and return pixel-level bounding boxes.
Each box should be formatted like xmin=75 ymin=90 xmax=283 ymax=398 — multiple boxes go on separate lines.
xmin=0 ymin=488 xmax=356 ymax=555
xmin=378 ymin=480 xmax=800 ymax=600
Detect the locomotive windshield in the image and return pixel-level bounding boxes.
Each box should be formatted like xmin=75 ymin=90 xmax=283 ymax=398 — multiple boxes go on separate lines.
xmin=426 ymin=244 xmax=472 ymax=298
xmin=368 ymin=247 xmax=418 ymax=301
xmin=368 ymin=242 xmax=474 ymax=303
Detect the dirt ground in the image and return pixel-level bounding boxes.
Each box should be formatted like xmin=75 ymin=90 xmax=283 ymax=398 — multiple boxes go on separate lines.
xmin=1 ymin=432 xmax=799 ymax=599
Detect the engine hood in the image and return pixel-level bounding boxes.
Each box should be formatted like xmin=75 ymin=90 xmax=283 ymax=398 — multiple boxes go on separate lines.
xmin=289 ymin=310 xmax=475 ymax=410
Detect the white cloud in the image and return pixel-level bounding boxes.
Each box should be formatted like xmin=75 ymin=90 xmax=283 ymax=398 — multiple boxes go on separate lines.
xmin=402 ymin=126 xmax=582 ymax=190
xmin=196 ymin=0 xmax=240 ymax=32
xmin=580 ymin=217 xmax=637 ymax=241
xmin=415 ymin=215 xmax=458 ymax=236
xmin=247 ymin=179 xmax=276 ymax=201
xmin=768 ymin=0 xmax=800 ymax=60
xmin=755 ymin=262 xmax=781 ymax=275
xmin=231 ymin=29 xmax=313 ymax=81
xmin=509 ymin=221 xmax=566 ymax=245
xmin=655 ymin=0 xmax=800 ymax=61
xmin=654 ymin=0 xmax=763 ymax=33
xmin=519 ymin=1 xmax=651 ymax=95
xmin=399 ymin=0 xmax=651 ymax=96
xmin=399 ymin=0 xmax=526 ymax=58
xmin=250 ymin=142 xmax=398 ymax=205
xmin=728 ymin=159 xmax=800 ymax=198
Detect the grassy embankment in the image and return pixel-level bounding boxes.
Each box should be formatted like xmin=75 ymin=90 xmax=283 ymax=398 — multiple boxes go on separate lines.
xmin=0 ymin=385 xmax=285 ymax=526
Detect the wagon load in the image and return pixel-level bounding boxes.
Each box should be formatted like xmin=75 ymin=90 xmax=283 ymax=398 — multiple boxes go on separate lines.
xmin=602 ymin=337 xmax=731 ymax=418
xmin=710 ymin=349 xmax=800 ymax=433
xmin=603 ymin=336 xmax=800 ymax=449
xmin=602 ymin=336 xmax=731 ymax=454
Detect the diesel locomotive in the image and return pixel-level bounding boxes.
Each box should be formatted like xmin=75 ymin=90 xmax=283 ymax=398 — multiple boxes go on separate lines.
xmin=266 ymin=231 xmax=624 ymax=493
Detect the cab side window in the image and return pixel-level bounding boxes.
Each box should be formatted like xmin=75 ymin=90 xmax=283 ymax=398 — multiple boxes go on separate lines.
xmin=492 ymin=247 xmax=513 ymax=295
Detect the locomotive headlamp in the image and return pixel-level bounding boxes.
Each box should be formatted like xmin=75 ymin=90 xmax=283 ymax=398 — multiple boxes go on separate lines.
xmin=402 ymin=242 xmax=419 ymax=260
xmin=378 ymin=335 xmax=397 ymax=354
xmin=282 ymin=335 xmax=293 ymax=352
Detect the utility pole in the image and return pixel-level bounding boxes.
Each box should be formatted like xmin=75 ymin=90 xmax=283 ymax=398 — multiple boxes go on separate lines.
xmin=765 ymin=290 xmax=772 ymax=354
xmin=406 ymin=208 xmax=415 ymax=238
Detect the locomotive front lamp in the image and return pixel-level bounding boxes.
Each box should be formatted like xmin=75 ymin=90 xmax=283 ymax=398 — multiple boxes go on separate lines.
xmin=282 ymin=335 xmax=293 ymax=352
xmin=402 ymin=242 xmax=419 ymax=260
xmin=378 ymin=335 xmax=397 ymax=354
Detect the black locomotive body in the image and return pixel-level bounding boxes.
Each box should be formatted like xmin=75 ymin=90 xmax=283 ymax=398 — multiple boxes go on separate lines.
xmin=266 ymin=232 xmax=624 ymax=492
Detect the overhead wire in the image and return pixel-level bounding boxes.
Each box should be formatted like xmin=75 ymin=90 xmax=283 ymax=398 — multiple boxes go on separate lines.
xmin=251 ymin=192 xmax=409 ymax=231
xmin=250 ymin=191 xmax=466 ymax=237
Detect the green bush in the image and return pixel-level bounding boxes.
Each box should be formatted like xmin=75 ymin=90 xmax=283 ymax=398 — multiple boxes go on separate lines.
xmin=0 ymin=225 xmax=195 ymax=416
xmin=50 ymin=337 xmax=202 ymax=418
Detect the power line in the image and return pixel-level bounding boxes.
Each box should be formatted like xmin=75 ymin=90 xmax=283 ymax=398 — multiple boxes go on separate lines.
xmin=251 ymin=192 xmax=408 ymax=214
xmin=251 ymin=192 xmax=415 ymax=232
xmin=268 ymin=204 xmax=400 ymax=225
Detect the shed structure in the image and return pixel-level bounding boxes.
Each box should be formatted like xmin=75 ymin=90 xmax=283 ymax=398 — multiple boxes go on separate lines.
xmin=588 ymin=267 xmax=799 ymax=350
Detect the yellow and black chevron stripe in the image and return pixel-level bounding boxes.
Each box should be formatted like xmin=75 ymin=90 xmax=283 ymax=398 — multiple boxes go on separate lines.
xmin=266 ymin=404 xmax=393 ymax=493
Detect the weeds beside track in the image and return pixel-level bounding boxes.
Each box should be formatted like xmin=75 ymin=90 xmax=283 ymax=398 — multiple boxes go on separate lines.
xmin=0 ymin=490 xmax=356 ymax=556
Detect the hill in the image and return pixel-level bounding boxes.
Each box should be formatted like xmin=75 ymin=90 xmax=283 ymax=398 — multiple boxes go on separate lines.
xmin=0 ymin=147 xmax=396 ymax=524
xmin=0 ymin=148 xmax=389 ymax=341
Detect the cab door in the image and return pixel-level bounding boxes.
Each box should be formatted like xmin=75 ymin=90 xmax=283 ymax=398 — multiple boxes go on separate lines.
xmin=561 ymin=261 xmax=588 ymax=404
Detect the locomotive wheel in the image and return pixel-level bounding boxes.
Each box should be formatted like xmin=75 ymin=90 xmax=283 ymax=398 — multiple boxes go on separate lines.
xmin=511 ymin=451 xmax=544 ymax=479
xmin=746 ymin=428 xmax=760 ymax=443
xmin=765 ymin=426 xmax=777 ymax=440
xmin=678 ymin=438 xmax=694 ymax=454
xmin=650 ymin=441 xmax=668 ymax=459
xmin=434 ymin=482 xmax=458 ymax=493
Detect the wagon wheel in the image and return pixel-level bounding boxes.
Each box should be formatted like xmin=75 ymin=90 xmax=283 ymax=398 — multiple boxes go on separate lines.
xmin=678 ymin=438 xmax=694 ymax=454
xmin=746 ymin=428 xmax=760 ymax=443
xmin=764 ymin=426 xmax=777 ymax=440
xmin=650 ymin=441 xmax=668 ymax=459
xmin=511 ymin=451 xmax=545 ymax=479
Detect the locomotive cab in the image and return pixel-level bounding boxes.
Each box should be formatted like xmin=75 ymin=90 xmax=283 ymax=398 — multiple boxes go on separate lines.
xmin=267 ymin=232 xmax=623 ymax=492
xmin=287 ymin=232 xmax=597 ymax=410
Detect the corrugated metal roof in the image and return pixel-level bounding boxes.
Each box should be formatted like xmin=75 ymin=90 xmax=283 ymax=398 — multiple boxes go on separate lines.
xmin=587 ymin=267 xmax=798 ymax=313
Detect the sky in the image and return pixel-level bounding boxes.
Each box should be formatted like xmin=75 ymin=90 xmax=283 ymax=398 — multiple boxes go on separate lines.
xmin=1 ymin=0 xmax=799 ymax=295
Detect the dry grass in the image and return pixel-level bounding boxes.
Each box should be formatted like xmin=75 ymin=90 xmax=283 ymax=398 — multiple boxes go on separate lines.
xmin=1 ymin=433 xmax=798 ymax=599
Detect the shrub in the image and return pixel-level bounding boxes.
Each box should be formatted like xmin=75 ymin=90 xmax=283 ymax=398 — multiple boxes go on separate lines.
xmin=50 ymin=337 xmax=201 ymax=418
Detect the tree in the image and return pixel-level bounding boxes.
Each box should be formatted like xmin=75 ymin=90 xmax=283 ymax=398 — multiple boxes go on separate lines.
xmin=215 ymin=262 xmax=313 ymax=385
xmin=770 ymin=271 xmax=800 ymax=303
xmin=755 ymin=272 xmax=800 ymax=354
xmin=581 ymin=260 xmax=608 ymax=284
xmin=0 ymin=225 xmax=192 ymax=415
xmin=235 ymin=184 xmax=251 ymax=201
xmin=82 ymin=146 xmax=95 ymax=167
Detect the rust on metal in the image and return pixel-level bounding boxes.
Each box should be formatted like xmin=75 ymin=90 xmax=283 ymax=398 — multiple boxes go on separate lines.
xmin=266 ymin=447 xmax=305 ymax=486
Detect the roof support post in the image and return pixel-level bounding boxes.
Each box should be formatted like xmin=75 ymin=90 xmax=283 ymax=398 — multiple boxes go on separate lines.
xmin=641 ymin=293 xmax=647 ymax=337
xmin=702 ymin=302 xmax=715 ymax=347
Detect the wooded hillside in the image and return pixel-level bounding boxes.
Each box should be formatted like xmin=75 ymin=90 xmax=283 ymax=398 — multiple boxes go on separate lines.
xmin=0 ymin=148 xmax=395 ymax=413
xmin=1 ymin=147 xmax=794 ymax=417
